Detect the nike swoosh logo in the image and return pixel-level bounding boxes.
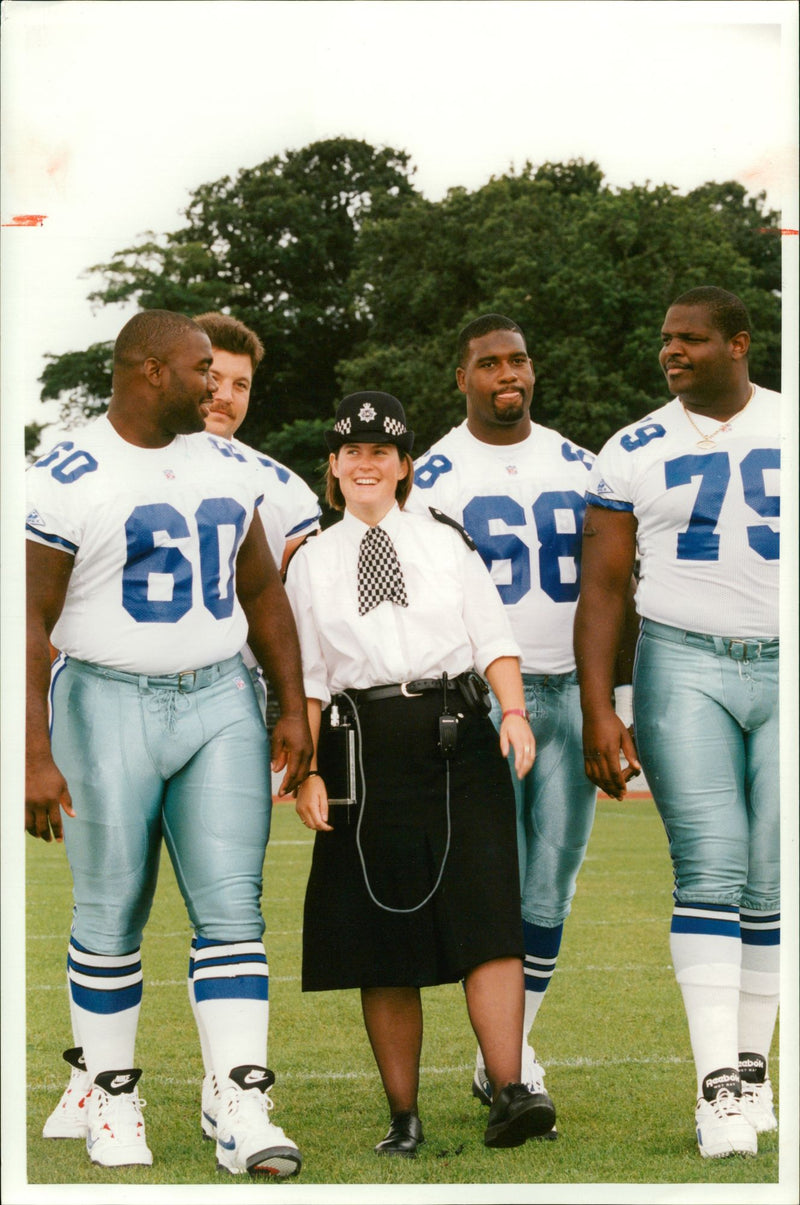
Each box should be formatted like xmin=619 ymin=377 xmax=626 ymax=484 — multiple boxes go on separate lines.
xmin=217 ymin=1135 xmax=237 ymax=1150
xmin=244 ymin=1072 xmax=267 ymax=1085
xmin=110 ymin=1076 xmax=133 ymax=1089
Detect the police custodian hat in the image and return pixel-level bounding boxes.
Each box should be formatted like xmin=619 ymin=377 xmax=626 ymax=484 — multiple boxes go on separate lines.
xmin=325 ymin=391 xmax=415 ymax=454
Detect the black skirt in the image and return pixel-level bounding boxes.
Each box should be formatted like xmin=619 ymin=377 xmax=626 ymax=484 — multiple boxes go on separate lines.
xmin=302 ymin=690 xmax=523 ymax=991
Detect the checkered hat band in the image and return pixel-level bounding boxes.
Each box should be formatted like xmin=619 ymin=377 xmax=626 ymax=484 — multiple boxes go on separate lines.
xmin=357 ymin=525 xmax=408 ymax=616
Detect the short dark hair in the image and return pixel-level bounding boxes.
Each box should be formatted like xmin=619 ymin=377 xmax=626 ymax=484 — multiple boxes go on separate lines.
xmin=113 ymin=310 xmax=201 ymax=366
xmin=193 ymin=312 xmax=265 ymax=373
xmin=325 ymin=450 xmax=415 ymax=512
xmin=457 ymin=313 xmax=526 ymax=367
xmin=670 ymin=287 xmax=752 ymax=341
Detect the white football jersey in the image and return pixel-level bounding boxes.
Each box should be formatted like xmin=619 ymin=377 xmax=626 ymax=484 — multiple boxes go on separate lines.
xmin=587 ymin=387 xmax=780 ymax=638
xmin=407 ymin=420 xmax=595 ymax=674
xmin=26 ymin=416 xmax=267 ymax=674
xmin=206 ymin=436 xmax=321 ymax=568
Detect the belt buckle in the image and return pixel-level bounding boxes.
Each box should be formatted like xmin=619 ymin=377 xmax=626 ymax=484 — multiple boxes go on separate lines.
xmin=177 ymin=670 xmax=197 ymax=692
xmin=400 ymin=681 xmax=423 ymax=698
xmin=727 ymin=640 xmax=758 ymax=662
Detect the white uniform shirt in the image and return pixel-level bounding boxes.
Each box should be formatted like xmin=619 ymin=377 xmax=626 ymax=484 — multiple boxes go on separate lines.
xmin=285 ymin=503 xmax=521 ymax=706
xmin=26 ymin=416 xmax=266 ymax=674
xmin=407 ymin=420 xmax=595 ymax=674
xmin=587 ymin=387 xmax=780 ymax=638
xmin=206 ymin=435 xmax=321 ymax=567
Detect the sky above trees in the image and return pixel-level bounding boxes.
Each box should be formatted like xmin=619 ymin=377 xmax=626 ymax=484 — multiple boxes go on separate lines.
xmin=2 ymin=1 xmax=794 ymax=443
xmin=33 ymin=141 xmax=782 ymax=488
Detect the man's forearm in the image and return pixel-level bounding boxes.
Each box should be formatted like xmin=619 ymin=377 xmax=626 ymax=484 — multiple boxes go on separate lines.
xmin=244 ymin=583 xmax=307 ymax=715
xmin=574 ymin=505 xmax=637 ymax=717
xmin=574 ymin=588 xmax=628 ymax=716
xmin=26 ymin=623 xmax=55 ymax=760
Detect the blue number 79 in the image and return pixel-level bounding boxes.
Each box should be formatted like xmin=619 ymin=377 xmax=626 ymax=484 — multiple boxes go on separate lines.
xmin=665 ymin=449 xmax=779 ymax=561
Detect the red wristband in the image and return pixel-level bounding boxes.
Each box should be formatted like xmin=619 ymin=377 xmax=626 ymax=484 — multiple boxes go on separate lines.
xmin=501 ymin=708 xmax=530 ymax=722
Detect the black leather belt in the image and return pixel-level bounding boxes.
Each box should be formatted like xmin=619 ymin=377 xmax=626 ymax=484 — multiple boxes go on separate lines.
xmin=351 ymin=676 xmax=461 ymax=704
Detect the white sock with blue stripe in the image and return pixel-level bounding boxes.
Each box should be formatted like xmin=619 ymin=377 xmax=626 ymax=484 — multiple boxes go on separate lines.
xmin=670 ymin=903 xmax=741 ymax=1094
xmin=191 ymin=937 xmax=269 ymax=1087
xmin=67 ymin=938 xmax=143 ymax=1080
xmin=522 ymin=921 xmax=563 ymax=1042
xmin=188 ymin=937 xmax=214 ymax=1077
xmin=739 ymin=908 xmax=780 ymax=1072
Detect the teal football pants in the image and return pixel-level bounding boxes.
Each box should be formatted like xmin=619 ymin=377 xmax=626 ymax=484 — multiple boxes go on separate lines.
xmin=51 ymin=654 xmax=271 ymax=954
xmin=492 ymin=671 xmax=597 ymax=927
xmin=633 ymin=619 xmax=779 ymax=910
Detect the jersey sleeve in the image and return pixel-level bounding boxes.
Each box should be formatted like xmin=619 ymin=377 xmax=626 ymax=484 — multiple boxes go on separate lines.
xmin=251 ymin=452 xmax=321 ymax=539
xmin=585 ymin=437 xmax=637 ymax=512
xmin=25 ymin=444 xmax=95 ymax=553
xmin=559 ymin=436 xmax=596 ymax=474
xmin=586 ymin=412 xmax=673 ymax=512
xmin=407 ymin=442 xmax=461 ymax=517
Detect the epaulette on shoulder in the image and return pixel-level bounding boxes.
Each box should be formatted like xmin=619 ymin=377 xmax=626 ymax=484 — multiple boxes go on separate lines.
xmin=428 ymin=507 xmax=477 ymax=551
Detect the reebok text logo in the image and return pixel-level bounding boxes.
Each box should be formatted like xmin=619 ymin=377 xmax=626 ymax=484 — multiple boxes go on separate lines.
xmin=706 ymin=1073 xmax=737 ymax=1090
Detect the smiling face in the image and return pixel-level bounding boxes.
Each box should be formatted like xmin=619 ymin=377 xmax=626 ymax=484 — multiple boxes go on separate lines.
xmin=457 ymin=329 xmax=535 ymax=443
xmin=330 ymin=441 xmax=409 ymax=523
xmin=203 ymin=348 xmax=254 ymax=439
xmin=659 ymin=304 xmax=750 ymax=412
xmin=157 ymin=329 xmax=217 ymax=436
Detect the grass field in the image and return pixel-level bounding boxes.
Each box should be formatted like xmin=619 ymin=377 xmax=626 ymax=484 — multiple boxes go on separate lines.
xmin=22 ymin=796 xmax=787 ymax=1202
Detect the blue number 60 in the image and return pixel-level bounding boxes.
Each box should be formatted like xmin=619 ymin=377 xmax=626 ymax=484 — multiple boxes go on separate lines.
xmin=122 ymin=498 xmax=247 ymax=623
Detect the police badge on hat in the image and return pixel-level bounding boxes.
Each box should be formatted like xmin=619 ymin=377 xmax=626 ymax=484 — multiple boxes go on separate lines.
xmin=325 ymin=392 xmax=414 ymax=453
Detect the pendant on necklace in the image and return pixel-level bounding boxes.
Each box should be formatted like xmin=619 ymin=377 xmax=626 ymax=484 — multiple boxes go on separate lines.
xmin=696 ymin=437 xmax=716 ymax=449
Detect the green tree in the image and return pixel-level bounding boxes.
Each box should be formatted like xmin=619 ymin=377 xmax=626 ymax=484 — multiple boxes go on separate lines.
xmin=34 ymin=146 xmax=781 ymax=475
xmin=38 ymin=138 xmax=418 ymax=448
xmin=39 ymin=341 xmax=114 ymax=428
xmin=25 ymin=421 xmax=52 ymax=460
xmin=341 ymin=162 xmax=781 ymax=452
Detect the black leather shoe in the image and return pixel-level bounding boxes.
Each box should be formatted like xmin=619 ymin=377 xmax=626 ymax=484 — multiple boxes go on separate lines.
xmin=374 ymin=1111 xmax=424 ymax=1157
xmin=484 ymin=1083 xmax=557 ymax=1148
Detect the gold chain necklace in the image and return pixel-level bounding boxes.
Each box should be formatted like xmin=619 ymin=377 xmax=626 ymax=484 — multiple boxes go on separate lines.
xmin=682 ymin=385 xmax=755 ymax=450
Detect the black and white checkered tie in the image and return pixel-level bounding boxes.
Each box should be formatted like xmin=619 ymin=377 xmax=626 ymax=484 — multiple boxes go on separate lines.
xmin=357 ymin=525 xmax=409 ymax=616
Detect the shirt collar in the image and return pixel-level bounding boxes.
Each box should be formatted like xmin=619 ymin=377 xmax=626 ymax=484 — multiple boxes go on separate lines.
xmin=460 ymin=418 xmax=538 ymax=451
xmin=342 ymin=502 xmax=403 ymax=544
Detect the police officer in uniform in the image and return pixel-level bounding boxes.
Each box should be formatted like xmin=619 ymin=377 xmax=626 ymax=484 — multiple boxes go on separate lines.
xmin=285 ymin=392 xmax=557 ymax=1155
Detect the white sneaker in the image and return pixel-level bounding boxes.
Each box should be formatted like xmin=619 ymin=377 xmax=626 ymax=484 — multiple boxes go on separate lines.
xmin=215 ymin=1065 xmax=301 ymax=1178
xmin=43 ymin=1047 xmax=91 ymax=1139
xmin=740 ymin=1078 xmax=778 ymax=1133
xmin=739 ymin=1053 xmax=778 ymax=1133
xmin=85 ymin=1069 xmax=153 ymax=1167
xmin=201 ymin=1072 xmax=221 ymax=1140
xmin=471 ymin=1065 xmax=493 ymax=1107
xmin=695 ymin=1069 xmax=757 ymax=1159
